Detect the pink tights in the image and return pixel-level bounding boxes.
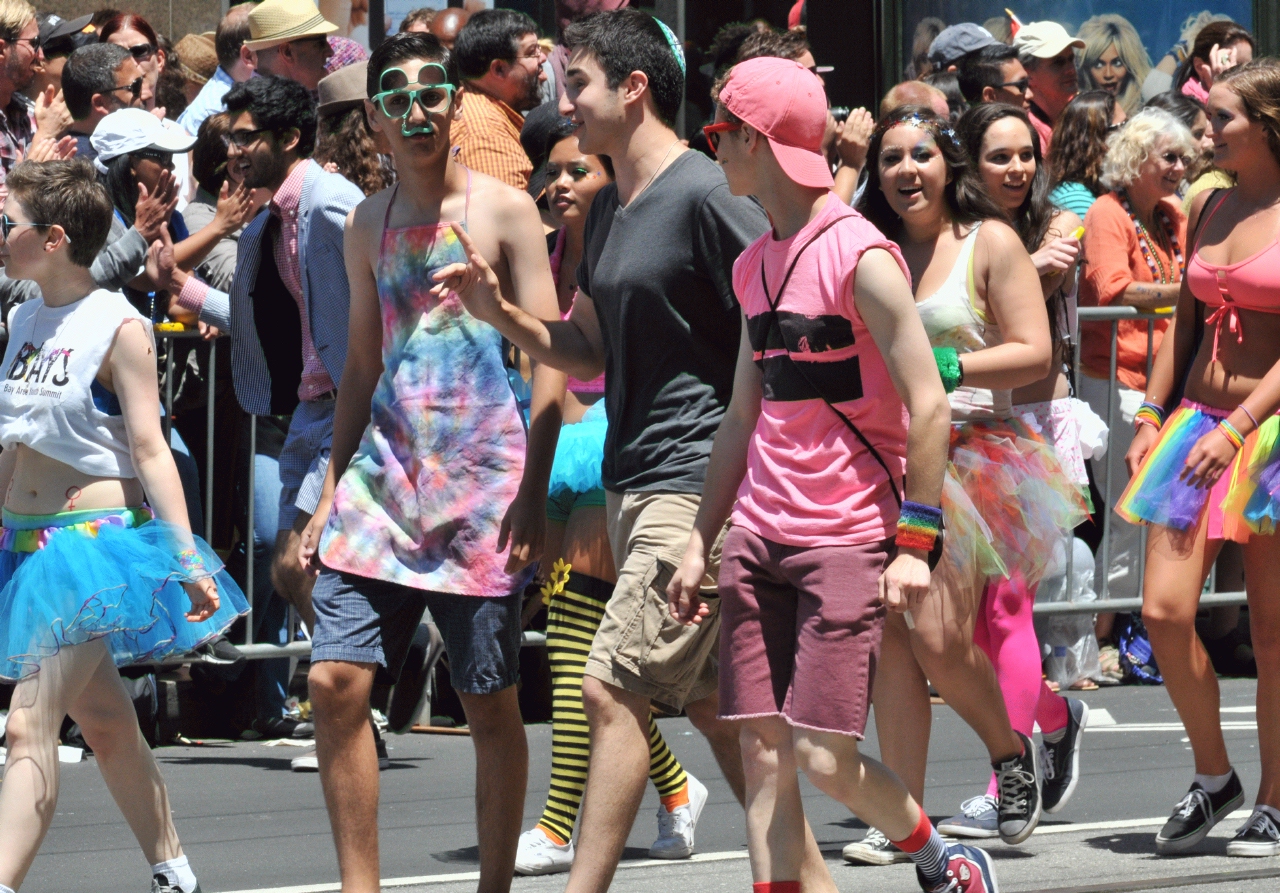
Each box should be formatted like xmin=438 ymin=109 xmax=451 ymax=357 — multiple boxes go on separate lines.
xmin=973 ymin=573 xmax=1069 ymax=797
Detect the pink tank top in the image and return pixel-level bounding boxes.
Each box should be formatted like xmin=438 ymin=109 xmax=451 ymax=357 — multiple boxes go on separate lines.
xmin=549 ymin=227 xmax=605 ymax=395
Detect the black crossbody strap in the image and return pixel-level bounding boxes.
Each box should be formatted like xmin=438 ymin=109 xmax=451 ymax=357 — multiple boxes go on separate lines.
xmin=760 ymin=218 xmax=903 ymax=507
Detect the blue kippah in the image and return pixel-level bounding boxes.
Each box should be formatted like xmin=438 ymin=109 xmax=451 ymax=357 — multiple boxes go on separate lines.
xmin=652 ymin=17 xmax=686 ymax=78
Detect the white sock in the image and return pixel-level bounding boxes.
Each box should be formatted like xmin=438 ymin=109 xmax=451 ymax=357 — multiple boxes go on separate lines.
xmin=151 ymin=855 xmax=198 ymax=893
xmin=1194 ymin=770 xmax=1234 ymax=794
xmin=1 ymin=883 xmax=16 ymax=893
xmin=1259 ymin=804 xmax=1280 ymax=823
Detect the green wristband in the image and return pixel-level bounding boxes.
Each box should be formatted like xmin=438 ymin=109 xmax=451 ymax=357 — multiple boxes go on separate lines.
xmin=933 ymin=346 xmax=961 ymax=393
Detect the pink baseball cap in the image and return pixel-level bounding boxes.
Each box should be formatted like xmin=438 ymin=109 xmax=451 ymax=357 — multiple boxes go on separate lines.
xmin=718 ymin=56 xmax=833 ymax=189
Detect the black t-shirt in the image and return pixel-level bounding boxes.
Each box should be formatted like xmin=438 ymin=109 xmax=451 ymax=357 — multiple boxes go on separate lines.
xmin=578 ymin=150 xmax=769 ymax=493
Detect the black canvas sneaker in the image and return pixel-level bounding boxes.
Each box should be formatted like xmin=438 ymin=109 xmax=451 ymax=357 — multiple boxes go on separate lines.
xmin=994 ymin=731 xmax=1042 ymax=844
xmin=1155 ymin=771 xmax=1244 ymax=854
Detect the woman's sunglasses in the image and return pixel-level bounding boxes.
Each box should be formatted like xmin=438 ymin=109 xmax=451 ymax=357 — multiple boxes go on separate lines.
xmin=702 ymin=121 xmax=742 ymax=154
xmin=127 ymin=43 xmax=156 ymax=62
xmin=372 ymin=64 xmax=456 ymax=120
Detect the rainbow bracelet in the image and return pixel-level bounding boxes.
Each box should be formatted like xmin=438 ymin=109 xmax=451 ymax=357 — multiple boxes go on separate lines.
xmin=1217 ymin=419 xmax=1245 ymax=451
xmin=1134 ymin=402 xmax=1165 ymax=431
xmin=896 ymin=501 xmax=943 ymax=552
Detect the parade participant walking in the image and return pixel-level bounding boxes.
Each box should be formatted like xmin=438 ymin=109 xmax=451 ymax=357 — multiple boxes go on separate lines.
xmin=296 ymin=32 xmax=565 ymax=893
xmin=434 ymin=10 xmax=839 ymax=893
xmin=516 ymin=117 xmax=705 ymax=876
xmin=936 ymin=103 xmax=1093 ymax=840
xmin=1121 ymin=58 xmax=1280 ymax=858
xmin=0 ymin=159 xmax=248 ymax=893
xmin=667 ymin=56 xmax=997 ymax=893
xmin=855 ymin=104 xmax=1083 ymax=861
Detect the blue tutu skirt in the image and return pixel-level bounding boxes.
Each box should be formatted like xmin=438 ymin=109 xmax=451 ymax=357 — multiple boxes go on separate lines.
xmin=548 ymin=400 xmax=607 ymax=497
xmin=0 ymin=507 xmax=249 ymax=681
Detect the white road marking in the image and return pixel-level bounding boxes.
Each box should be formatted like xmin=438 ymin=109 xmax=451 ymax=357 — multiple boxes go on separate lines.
xmin=216 ymin=812 xmax=1255 ymax=893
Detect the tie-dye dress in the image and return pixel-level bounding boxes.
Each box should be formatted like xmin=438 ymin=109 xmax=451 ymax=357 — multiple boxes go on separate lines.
xmin=318 ymin=174 xmax=531 ymax=596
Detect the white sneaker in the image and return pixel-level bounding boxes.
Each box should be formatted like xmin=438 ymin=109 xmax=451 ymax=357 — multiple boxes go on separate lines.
xmin=290 ymin=748 xmax=318 ymax=772
xmin=649 ymin=773 xmax=708 ymax=859
xmin=514 ymin=826 xmax=575 ymax=875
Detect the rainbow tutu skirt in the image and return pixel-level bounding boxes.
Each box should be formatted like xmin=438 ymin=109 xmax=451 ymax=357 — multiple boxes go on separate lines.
xmin=1117 ymin=400 xmax=1280 ymax=542
xmin=0 ymin=507 xmax=249 ymax=681
xmin=937 ymin=417 xmax=1091 ymax=588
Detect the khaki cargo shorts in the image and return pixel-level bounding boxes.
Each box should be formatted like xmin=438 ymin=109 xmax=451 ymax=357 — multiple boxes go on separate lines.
xmin=584 ymin=491 xmax=728 ymax=711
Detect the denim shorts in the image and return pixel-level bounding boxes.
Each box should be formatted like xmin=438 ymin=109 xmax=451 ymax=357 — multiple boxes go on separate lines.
xmin=310 ymin=568 xmax=523 ymax=694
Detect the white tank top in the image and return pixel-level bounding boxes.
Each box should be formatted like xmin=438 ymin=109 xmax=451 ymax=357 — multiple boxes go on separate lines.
xmin=0 ymin=289 xmax=151 ymax=478
xmin=915 ymin=223 xmax=1012 ymax=420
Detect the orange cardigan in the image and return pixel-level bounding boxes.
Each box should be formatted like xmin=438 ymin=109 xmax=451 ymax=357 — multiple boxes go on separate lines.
xmin=1079 ymin=192 xmax=1186 ymax=391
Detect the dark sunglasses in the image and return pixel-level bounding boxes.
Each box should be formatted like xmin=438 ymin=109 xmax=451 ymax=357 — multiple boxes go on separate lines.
xmin=999 ymin=78 xmax=1030 ymax=93
xmin=7 ymin=35 xmax=42 ymax=51
xmin=702 ymin=121 xmax=742 ymax=154
xmin=0 ymin=214 xmax=56 ymax=240
xmin=228 ymin=127 xmax=275 ymax=149
xmin=126 ymin=43 xmax=156 ymax=62
xmin=133 ymin=149 xmax=175 ymax=169
xmin=1160 ymin=151 xmax=1192 ymax=167
xmin=108 ymin=77 xmax=144 ymax=101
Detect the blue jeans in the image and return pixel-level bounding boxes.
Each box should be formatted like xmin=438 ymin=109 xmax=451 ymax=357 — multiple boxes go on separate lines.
xmin=169 ymin=427 xmax=204 ymax=540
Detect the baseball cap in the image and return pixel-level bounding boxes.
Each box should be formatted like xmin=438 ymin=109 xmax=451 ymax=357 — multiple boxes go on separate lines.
xmin=928 ymin=23 xmax=998 ymax=68
xmin=91 ymin=109 xmax=199 ymax=172
xmin=718 ymin=56 xmax=833 ymax=189
xmin=1013 ymin=21 xmax=1085 ymax=59
xmin=41 ymin=13 xmax=96 ymax=58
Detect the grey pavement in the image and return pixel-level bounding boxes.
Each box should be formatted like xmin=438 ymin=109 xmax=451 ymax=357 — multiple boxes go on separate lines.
xmin=14 ymin=678 xmax=1280 ymax=893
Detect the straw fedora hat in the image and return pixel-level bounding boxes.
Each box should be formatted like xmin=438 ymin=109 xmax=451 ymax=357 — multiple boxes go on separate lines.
xmin=245 ymin=0 xmax=338 ymax=52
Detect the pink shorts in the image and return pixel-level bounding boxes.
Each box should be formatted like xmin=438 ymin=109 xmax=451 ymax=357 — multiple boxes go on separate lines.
xmin=717 ymin=525 xmax=890 ymax=738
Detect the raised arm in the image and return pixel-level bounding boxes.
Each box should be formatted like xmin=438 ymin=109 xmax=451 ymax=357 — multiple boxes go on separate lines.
xmin=495 ymin=189 xmax=568 ymax=573
xmin=298 ymin=203 xmax=386 ymax=573
xmin=965 ymin=221 xmax=1054 ymax=389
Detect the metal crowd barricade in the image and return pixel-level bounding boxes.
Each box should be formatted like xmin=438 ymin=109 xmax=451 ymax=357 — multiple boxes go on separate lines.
xmin=147 ymin=310 xmax=1246 ymax=667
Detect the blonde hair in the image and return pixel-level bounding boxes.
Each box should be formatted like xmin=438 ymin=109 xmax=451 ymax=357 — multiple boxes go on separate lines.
xmin=1076 ymin=14 xmax=1151 ymax=117
xmin=0 ymin=0 xmax=33 ymax=40
xmin=1101 ymin=107 xmax=1195 ymax=191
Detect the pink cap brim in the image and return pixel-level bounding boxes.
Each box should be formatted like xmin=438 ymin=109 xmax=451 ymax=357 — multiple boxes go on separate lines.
xmin=769 ymin=138 xmax=834 ymax=189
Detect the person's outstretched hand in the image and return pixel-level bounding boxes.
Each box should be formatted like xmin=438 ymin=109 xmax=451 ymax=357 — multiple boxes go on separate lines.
xmin=134 ymin=172 xmax=180 ymax=242
xmin=430 ymin=223 xmax=504 ymax=323
xmin=212 ymin=180 xmax=257 ymax=235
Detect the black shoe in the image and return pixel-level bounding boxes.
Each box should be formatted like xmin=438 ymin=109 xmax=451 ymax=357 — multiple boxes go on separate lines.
xmin=387 ymin=622 xmax=445 ymax=734
xmin=196 ymin=635 xmax=245 ymax=666
xmin=1042 ymin=698 xmax=1089 ymax=813
xmin=253 ymin=715 xmax=315 ymax=740
xmin=1227 ymin=808 xmax=1280 ymax=857
xmin=994 ymin=730 xmax=1042 ymax=845
xmin=1156 ymin=772 xmax=1245 ymax=854
xmin=151 ymin=876 xmax=202 ymax=893
xmin=373 ymin=722 xmax=391 ymax=770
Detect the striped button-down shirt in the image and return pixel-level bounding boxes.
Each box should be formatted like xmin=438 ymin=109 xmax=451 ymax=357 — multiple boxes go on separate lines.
xmin=271 ymin=161 xmax=335 ymax=401
xmin=450 ymin=87 xmax=532 ymax=190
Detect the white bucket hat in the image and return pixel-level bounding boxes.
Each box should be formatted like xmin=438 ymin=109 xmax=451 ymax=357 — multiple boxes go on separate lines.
xmin=245 ymin=0 xmax=338 ymax=52
xmin=90 ymin=109 xmax=198 ymax=172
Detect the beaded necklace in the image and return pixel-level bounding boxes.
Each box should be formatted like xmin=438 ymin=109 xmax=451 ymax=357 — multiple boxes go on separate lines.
xmin=1120 ymin=192 xmax=1183 ymax=284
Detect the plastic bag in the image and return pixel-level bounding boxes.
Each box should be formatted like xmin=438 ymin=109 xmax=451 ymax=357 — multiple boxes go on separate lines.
xmin=1034 ymin=536 xmax=1102 ymax=689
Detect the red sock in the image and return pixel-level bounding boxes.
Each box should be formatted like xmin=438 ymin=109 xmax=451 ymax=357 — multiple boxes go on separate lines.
xmin=889 ymin=806 xmax=934 ymax=853
xmin=753 ymin=883 xmax=800 ymax=893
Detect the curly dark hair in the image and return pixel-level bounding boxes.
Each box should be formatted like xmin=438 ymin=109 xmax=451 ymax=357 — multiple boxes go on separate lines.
xmin=957 ymin=103 xmax=1072 ymax=354
xmin=1046 ymin=90 xmax=1116 ymax=196
xmin=224 ymin=75 xmax=318 ymax=158
xmin=315 ymin=107 xmax=394 ymax=197
xmin=856 ymin=105 xmax=1006 ymax=239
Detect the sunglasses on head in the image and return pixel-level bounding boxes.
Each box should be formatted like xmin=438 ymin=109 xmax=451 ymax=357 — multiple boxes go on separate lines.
xmin=0 ymin=214 xmax=58 ymax=240
xmin=372 ymin=64 xmax=456 ymax=120
xmin=702 ymin=121 xmax=742 ymax=154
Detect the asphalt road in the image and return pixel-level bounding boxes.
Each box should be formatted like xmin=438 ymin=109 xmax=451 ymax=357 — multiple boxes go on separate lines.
xmin=13 ymin=678 xmax=1280 ymax=893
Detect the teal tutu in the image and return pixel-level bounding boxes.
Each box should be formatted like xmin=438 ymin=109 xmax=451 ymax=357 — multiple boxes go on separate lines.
xmin=548 ymin=400 xmax=607 ymax=496
xmin=0 ymin=509 xmax=249 ymax=681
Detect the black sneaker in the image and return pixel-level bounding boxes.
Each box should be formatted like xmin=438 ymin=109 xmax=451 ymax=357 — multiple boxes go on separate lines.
xmin=253 ymin=715 xmax=315 ymax=740
xmin=1042 ymin=698 xmax=1089 ymax=813
xmin=387 ymin=622 xmax=445 ymax=734
xmin=841 ymin=827 xmax=912 ymax=865
xmin=1227 ymin=808 xmax=1280 ymax=857
xmin=151 ymin=876 xmax=202 ymax=893
xmin=993 ymin=730 xmax=1042 ymax=845
xmin=195 ymin=636 xmax=245 ymax=666
xmin=1155 ymin=771 xmax=1245 ymax=854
